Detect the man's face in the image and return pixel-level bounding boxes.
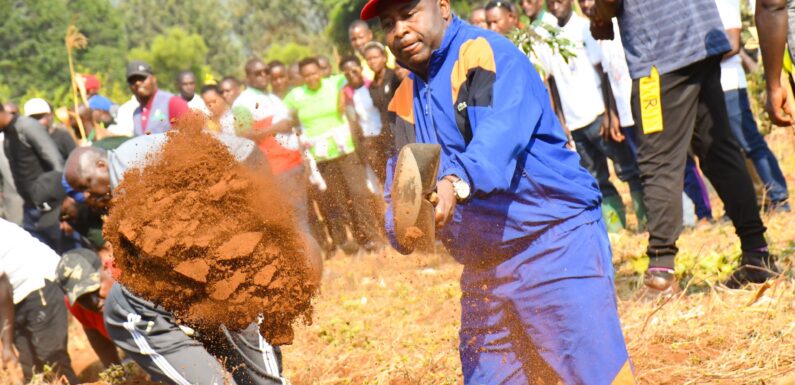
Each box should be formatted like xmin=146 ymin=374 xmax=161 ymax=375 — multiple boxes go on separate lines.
xmin=2 ymin=103 xmax=18 ymax=116
xmin=317 ymin=57 xmax=332 ymax=78
xmin=486 ymin=7 xmax=517 ymax=35
xmin=547 ymin=0 xmax=572 ymax=24
xmin=469 ymin=9 xmax=487 ymax=28
xmin=349 ymin=25 xmax=374 ymax=54
xmin=178 ymin=73 xmax=197 ymax=100
xmin=380 ymin=0 xmax=451 ymax=77
xmin=577 ymin=0 xmax=595 ymax=18
xmin=68 ymin=163 xmax=111 ymax=213
xmin=364 ymin=47 xmax=387 ymax=75
xmin=30 ymin=113 xmax=53 ymax=129
xmin=128 ymin=74 xmax=156 ymax=101
xmin=269 ymin=66 xmax=289 ymax=96
xmin=202 ymin=90 xmax=227 ymax=119
xmin=219 ymin=80 xmax=241 ymax=105
xmin=301 ymin=63 xmax=323 ymax=91
xmin=289 ymin=65 xmax=304 ymax=88
xmin=0 ymin=111 xmax=10 ymax=130
xmin=75 ymin=268 xmax=114 ymax=313
xmin=522 ymin=0 xmax=543 ymax=19
xmin=342 ymin=61 xmax=365 ymax=89
xmin=246 ymin=62 xmax=270 ymax=91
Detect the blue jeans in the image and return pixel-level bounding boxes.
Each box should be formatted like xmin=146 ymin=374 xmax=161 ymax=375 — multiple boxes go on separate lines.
xmin=724 ymin=88 xmax=789 ymax=203
xmin=571 ymin=115 xmax=643 ymax=196
xmin=683 ymin=156 xmax=713 ymax=220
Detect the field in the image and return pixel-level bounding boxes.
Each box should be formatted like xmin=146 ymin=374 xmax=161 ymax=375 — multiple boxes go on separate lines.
xmin=4 ymin=133 xmax=795 ymax=385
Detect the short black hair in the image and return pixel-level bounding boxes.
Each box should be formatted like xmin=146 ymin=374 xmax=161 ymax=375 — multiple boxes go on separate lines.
xmin=485 ymin=0 xmax=516 ymax=12
xmin=338 ymin=55 xmax=361 ymax=71
xmin=268 ymin=60 xmax=286 ymax=71
xmin=298 ymin=57 xmax=320 ymax=71
xmin=362 ymin=41 xmax=386 ymax=55
xmin=348 ymin=20 xmax=370 ymax=33
xmin=0 ymin=102 xmax=4 ymax=113
xmin=177 ymin=70 xmax=196 ymax=83
xmin=219 ymin=76 xmax=240 ymax=87
xmin=245 ymin=57 xmax=266 ymax=75
xmin=200 ymin=85 xmax=221 ymax=96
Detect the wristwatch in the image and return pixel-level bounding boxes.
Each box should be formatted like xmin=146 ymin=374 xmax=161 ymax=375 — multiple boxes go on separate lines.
xmin=444 ymin=175 xmax=471 ymax=202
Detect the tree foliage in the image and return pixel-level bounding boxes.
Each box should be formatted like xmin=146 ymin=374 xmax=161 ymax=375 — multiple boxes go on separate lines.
xmin=128 ymin=27 xmax=209 ymax=92
xmin=117 ymin=0 xmax=242 ymax=77
xmin=0 ymin=0 xmax=127 ymax=106
xmin=229 ymin=0 xmax=332 ymax=60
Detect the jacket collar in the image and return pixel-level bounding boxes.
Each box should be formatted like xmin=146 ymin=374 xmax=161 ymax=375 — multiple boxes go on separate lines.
xmin=409 ymin=15 xmax=462 ymax=83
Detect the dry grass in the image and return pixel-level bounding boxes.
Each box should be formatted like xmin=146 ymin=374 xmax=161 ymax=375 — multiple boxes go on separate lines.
xmin=5 ymin=131 xmax=795 ymax=385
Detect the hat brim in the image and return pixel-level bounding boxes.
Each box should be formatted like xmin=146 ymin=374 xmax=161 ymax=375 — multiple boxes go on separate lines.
xmin=360 ymin=0 xmax=384 ymax=20
xmin=126 ymin=71 xmax=151 ymax=81
xmin=67 ymin=281 xmax=101 ymax=306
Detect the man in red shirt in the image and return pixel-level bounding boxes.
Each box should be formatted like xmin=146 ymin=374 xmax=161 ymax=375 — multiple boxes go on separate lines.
xmin=126 ymin=61 xmax=190 ymax=136
xmin=55 ymin=248 xmax=120 ymax=368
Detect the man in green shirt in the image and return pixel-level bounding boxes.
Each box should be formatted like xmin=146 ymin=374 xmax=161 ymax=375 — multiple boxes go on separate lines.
xmin=284 ymin=57 xmax=383 ymax=253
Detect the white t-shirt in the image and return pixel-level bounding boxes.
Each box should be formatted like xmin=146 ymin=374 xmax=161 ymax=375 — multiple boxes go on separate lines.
xmin=233 ymin=88 xmax=300 ymax=150
xmin=0 ymin=219 xmax=59 ymax=304
xmin=598 ymin=19 xmax=635 ymax=127
xmin=540 ymin=13 xmax=605 ymax=130
xmin=108 ymin=96 xmax=138 ymax=137
xmin=187 ymin=94 xmax=211 ymax=116
xmin=351 ymin=85 xmax=382 ymax=137
xmin=716 ymin=0 xmax=747 ymax=91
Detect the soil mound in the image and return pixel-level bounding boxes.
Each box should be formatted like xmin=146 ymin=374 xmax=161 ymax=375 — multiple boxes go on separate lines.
xmin=104 ymin=115 xmax=315 ymax=344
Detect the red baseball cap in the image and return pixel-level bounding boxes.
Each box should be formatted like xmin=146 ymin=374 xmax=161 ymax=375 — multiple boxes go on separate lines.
xmin=82 ymin=74 xmax=101 ymax=92
xmin=360 ymin=0 xmax=412 ymax=20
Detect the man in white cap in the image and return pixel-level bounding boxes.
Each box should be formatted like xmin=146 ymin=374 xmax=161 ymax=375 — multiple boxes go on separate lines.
xmin=0 ymin=100 xmax=66 ymax=252
xmin=23 ymin=98 xmax=75 ymax=160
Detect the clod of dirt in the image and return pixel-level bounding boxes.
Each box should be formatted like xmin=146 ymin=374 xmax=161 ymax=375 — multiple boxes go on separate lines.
xmin=104 ymin=116 xmax=316 ymax=344
xmin=405 ymin=226 xmax=425 ymax=242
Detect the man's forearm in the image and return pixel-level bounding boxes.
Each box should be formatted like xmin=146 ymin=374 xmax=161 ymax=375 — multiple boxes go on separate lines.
xmin=757 ymin=0 xmax=789 ymax=88
xmin=595 ymin=0 xmax=622 ymax=21
xmin=84 ymin=328 xmax=120 ymax=368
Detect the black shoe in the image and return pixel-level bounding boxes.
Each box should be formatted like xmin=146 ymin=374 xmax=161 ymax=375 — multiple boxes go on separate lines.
xmin=764 ymin=200 xmax=791 ymax=214
xmin=725 ymin=251 xmax=781 ymax=289
xmin=339 ymin=240 xmax=360 ymax=255
xmin=643 ymin=267 xmax=678 ymax=297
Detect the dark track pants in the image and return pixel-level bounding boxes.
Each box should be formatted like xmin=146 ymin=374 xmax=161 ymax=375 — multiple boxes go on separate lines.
xmin=104 ymin=284 xmax=287 ymax=385
xmin=631 ymin=55 xmax=767 ymax=269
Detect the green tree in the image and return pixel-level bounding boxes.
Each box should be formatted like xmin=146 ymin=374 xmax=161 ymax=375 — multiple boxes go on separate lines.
xmin=0 ymin=0 xmax=71 ymax=103
xmin=128 ymin=27 xmax=209 ymax=93
xmin=117 ymin=0 xmax=243 ymax=77
xmin=230 ymin=0 xmax=332 ymax=59
xmin=264 ymin=42 xmax=315 ymax=65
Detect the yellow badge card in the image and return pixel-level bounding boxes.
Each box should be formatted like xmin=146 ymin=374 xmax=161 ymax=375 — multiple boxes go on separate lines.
xmin=639 ymin=66 xmax=663 ymax=134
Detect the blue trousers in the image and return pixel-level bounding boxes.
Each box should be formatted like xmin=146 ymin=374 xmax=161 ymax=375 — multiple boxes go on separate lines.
xmin=724 ymin=88 xmax=789 ymax=203
xmin=459 ymin=209 xmax=635 ymax=384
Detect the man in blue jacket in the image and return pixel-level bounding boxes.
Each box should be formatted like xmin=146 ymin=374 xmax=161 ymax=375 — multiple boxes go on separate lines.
xmin=362 ymin=0 xmax=635 ymax=383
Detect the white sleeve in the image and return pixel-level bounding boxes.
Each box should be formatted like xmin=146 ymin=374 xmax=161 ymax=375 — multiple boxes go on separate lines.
xmin=583 ymin=21 xmax=603 ymax=66
xmin=269 ymin=95 xmax=290 ymax=124
xmin=716 ymin=0 xmax=741 ymax=30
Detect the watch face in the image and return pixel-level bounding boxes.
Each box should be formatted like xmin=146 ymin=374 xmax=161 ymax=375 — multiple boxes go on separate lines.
xmin=454 ymin=180 xmax=470 ymax=200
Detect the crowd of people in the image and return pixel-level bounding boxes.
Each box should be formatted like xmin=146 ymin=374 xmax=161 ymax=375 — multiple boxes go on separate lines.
xmin=0 ymin=0 xmax=791 ymax=383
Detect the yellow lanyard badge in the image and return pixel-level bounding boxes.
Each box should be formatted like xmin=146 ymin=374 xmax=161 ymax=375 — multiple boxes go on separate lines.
xmin=639 ymin=66 xmax=663 ymax=134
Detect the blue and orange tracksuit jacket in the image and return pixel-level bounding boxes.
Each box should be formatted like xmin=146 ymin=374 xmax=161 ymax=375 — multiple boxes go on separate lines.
xmin=384 ymin=16 xmax=603 ymax=265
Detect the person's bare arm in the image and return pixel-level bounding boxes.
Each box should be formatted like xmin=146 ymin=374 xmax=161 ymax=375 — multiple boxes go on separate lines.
xmin=547 ymin=76 xmax=570 ymax=137
xmin=598 ymin=66 xmax=625 ymax=142
xmin=723 ymin=28 xmax=742 ymax=60
xmin=756 ymin=0 xmax=793 ymax=125
xmin=591 ymin=0 xmax=623 ymax=39
xmin=0 ymin=274 xmax=17 ymax=368
xmin=739 ymin=49 xmax=759 ymax=73
xmin=241 ymin=118 xmax=295 ymax=142
xmin=83 ymin=327 xmax=120 ymax=368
